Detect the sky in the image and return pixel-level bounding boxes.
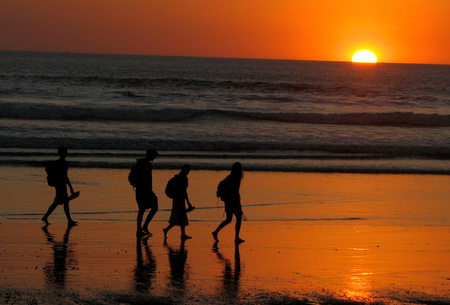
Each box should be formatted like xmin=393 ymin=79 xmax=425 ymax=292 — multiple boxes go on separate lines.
xmin=0 ymin=0 xmax=449 ymax=64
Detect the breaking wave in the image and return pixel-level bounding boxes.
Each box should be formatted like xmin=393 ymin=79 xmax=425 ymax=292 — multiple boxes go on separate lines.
xmin=1 ymin=101 xmax=448 ymax=127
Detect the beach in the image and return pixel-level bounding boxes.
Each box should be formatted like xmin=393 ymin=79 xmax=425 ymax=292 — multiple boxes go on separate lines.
xmin=1 ymin=166 xmax=449 ymax=304
xmin=1 ymin=53 xmax=449 ymax=304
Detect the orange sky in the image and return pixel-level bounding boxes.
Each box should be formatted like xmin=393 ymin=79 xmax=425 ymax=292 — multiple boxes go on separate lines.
xmin=0 ymin=0 xmax=449 ymax=64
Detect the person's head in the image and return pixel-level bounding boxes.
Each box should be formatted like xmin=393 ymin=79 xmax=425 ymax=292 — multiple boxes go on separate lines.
xmin=230 ymin=162 xmax=243 ymax=181
xmin=145 ymin=149 xmax=159 ymax=161
xmin=58 ymin=146 xmax=68 ymax=158
xmin=180 ymin=164 xmax=191 ymax=176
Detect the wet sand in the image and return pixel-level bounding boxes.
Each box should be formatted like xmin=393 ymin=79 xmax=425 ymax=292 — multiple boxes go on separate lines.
xmin=0 ymin=167 xmax=449 ymax=304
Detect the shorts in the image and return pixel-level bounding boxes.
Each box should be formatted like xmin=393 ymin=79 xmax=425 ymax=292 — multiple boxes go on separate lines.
xmin=224 ymin=200 xmax=242 ymax=216
xmin=53 ymin=185 xmax=69 ymax=205
xmin=136 ymin=188 xmax=158 ymax=210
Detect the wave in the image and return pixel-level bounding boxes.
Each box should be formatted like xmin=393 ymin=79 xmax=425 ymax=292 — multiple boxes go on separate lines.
xmin=1 ymin=137 xmax=449 ymax=156
xmin=2 ymin=74 xmax=318 ymax=92
xmin=1 ymin=101 xmax=449 ymax=127
xmin=2 ymin=146 xmax=450 ymax=159
xmin=2 ymin=156 xmax=449 ymax=175
xmin=231 ymin=110 xmax=450 ymax=127
xmin=0 ymin=102 xmax=199 ymax=122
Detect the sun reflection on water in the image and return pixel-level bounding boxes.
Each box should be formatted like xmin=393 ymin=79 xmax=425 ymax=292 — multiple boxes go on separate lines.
xmin=342 ymin=268 xmax=375 ymax=303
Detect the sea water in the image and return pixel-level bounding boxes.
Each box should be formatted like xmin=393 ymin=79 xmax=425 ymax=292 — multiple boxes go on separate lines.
xmin=0 ymin=51 xmax=449 ymax=174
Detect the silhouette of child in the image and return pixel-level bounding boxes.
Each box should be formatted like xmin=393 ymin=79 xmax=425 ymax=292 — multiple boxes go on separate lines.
xmin=135 ymin=149 xmax=159 ymax=237
xmin=163 ymin=164 xmax=195 ymax=240
xmin=212 ymin=162 xmax=245 ymax=244
xmin=42 ymin=146 xmax=78 ymax=226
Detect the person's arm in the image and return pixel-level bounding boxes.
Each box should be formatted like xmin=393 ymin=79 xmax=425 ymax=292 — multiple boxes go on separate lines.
xmin=66 ymin=176 xmax=74 ymax=194
xmin=65 ymin=163 xmax=74 ymax=193
xmin=185 ymin=192 xmax=193 ymax=208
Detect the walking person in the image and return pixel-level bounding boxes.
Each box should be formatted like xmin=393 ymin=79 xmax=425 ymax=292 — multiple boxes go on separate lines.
xmin=163 ymin=164 xmax=195 ymax=240
xmin=212 ymin=162 xmax=245 ymax=244
xmin=130 ymin=149 xmax=159 ymax=237
xmin=42 ymin=146 xmax=79 ymax=226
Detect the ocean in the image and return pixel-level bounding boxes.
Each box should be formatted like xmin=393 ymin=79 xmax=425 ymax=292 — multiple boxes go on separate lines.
xmin=1 ymin=51 xmax=449 ymax=174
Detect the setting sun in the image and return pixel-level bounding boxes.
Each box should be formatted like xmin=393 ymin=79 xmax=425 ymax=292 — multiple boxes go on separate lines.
xmin=352 ymin=50 xmax=377 ymax=63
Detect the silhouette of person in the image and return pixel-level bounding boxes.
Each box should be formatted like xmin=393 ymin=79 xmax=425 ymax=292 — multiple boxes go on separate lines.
xmin=42 ymin=223 xmax=78 ymax=289
xmin=133 ymin=235 xmax=157 ymax=293
xmin=213 ymin=242 xmax=242 ymax=301
xmin=163 ymin=164 xmax=195 ymax=240
xmin=212 ymin=162 xmax=245 ymax=244
xmin=42 ymin=146 xmax=78 ymax=226
xmin=134 ymin=149 xmax=159 ymax=237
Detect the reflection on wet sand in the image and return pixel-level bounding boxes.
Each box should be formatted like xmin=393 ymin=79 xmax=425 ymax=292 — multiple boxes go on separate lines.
xmin=164 ymin=239 xmax=189 ymax=296
xmin=343 ymin=268 xmax=375 ymax=303
xmin=213 ymin=241 xmax=242 ymax=301
xmin=133 ymin=235 xmax=157 ymax=293
xmin=42 ymin=224 xmax=78 ymax=289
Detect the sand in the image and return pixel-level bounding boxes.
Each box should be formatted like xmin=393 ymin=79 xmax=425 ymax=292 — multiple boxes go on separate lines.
xmin=0 ymin=166 xmax=449 ymax=304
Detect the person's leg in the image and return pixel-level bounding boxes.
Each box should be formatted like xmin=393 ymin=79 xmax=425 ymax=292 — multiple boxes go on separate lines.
xmin=234 ymin=212 xmax=244 ymax=243
xmin=212 ymin=211 xmax=233 ymax=241
xmin=181 ymin=226 xmax=191 ymax=240
xmin=137 ymin=208 xmax=145 ymax=234
xmin=142 ymin=194 xmax=158 ymax=234
xmin=142 ymin=205 xmax=158 ymax=233
xmin=43 ymin=188 xmax=64 ymax=224
xmin=42 ymin=202 xmax=58 ymax=224
xmin=163 ymin=224 xmax=174 ymax=238
xmin=63 ymin=200 xmax=77 ymax=225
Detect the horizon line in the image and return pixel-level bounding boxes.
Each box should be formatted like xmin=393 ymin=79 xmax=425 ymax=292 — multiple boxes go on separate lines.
xmin=1 ymin=49 xmax=449 ymax=66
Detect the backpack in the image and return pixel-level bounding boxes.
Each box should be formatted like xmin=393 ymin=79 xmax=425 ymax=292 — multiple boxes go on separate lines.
xmin=165 ymin=175 xmax=180 ymax=199
xmin=128 ymin=163 xmax=138 ymax=187
xmin=45 ymin=161 xmax=58 ymax=187
xmin=216 ymin=179 xmax=230 ymax=201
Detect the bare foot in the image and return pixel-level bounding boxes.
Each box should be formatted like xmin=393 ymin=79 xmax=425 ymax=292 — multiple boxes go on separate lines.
xmin=141 ymin=228 xmax=152 ymax=236
xmin=41 ymin=217 xmax=49 ymax=225
xmin=136 ymin=230 xmax=146 ymax=238
xmin=235 ymin=238 xmax=245 ymax=244
xmin=212 ymin=231 xmax=218 ymax=241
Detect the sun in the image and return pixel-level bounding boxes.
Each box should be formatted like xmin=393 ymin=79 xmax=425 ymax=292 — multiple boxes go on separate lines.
xmin=352 ymin=50 xmax=377 ymax=63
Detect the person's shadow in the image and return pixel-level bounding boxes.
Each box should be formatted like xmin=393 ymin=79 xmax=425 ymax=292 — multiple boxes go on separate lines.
xmin=164 ymin=239 xmax=189 ymax=295
xmin=42 ymin=224 xmax=78 ymax=289
xmin=213 ymin=241 xmax=242 ymax=301
xmin=133 ymin=235 xmax=157 ymax=292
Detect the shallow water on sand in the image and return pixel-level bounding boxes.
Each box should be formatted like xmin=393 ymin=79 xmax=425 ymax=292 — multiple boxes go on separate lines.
xmin=1 ymin=167 xmax=449 ymax=226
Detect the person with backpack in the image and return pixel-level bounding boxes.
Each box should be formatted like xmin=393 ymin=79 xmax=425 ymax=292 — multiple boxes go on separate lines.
xmin=130 ymin=149 xmax=159 ymax=237
xmin=42 ymin=146 xmax=79 ymax=226
xmin=163 ymin=164 xmax=195 ymax=240
xmin=212 ymin=162 xmax=245 ymax=244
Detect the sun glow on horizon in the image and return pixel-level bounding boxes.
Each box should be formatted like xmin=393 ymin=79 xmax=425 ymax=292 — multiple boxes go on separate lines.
xmin=352 ymin=50 xmax=377 ymax=63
